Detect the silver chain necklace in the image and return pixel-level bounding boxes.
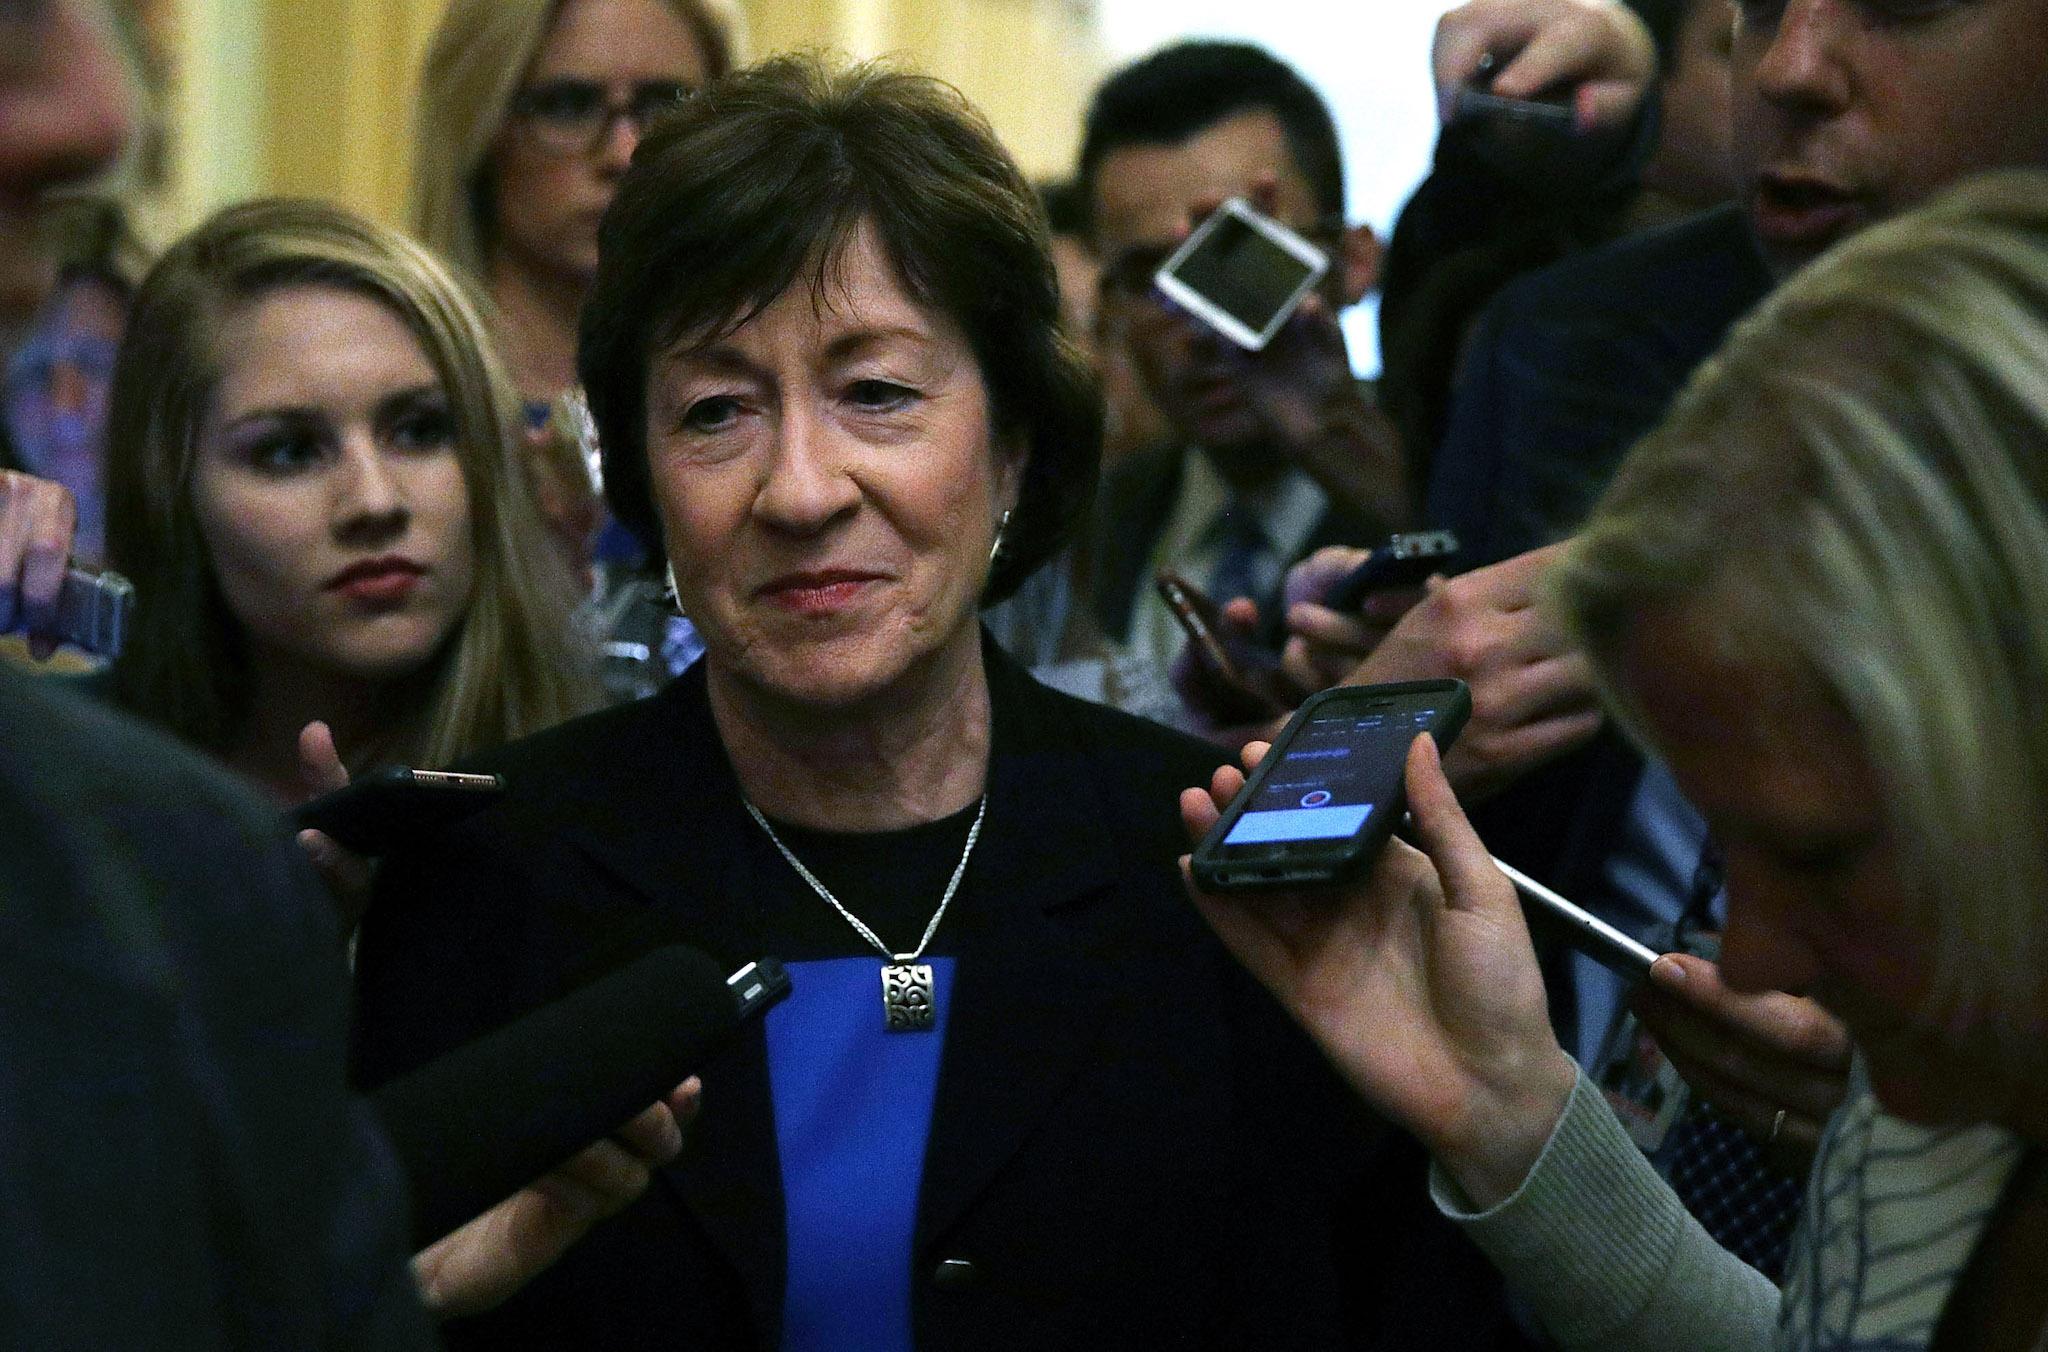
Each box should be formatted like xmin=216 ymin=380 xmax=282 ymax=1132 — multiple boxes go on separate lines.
xmin=743 ymin=796 xmax=986 ymax=1032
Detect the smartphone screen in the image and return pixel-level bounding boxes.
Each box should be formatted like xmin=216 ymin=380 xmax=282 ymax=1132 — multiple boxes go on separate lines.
xmin=1172 ymin=214 xmax=1316 ymax=334
xmin=1155 ymin=199 xmax=1328 ymax=350
xmin=1223 ymin=701 xmax=1441 ymax=846
xmin=1193 ymin=681 xmax=1470 ymax=891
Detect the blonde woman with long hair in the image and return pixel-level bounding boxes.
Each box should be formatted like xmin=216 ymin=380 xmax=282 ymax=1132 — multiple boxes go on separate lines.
xmin=104 ymin=197 xmax=601 ymax=801
xmin=412 ymin=0 xmax=738 ymax=406
xmin=1184 ymin=170 xmax=2048 ymax=1350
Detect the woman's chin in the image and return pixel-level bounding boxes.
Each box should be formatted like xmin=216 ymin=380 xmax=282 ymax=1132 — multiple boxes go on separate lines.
xmin=721 ymin=629 xmax=962 ymax=714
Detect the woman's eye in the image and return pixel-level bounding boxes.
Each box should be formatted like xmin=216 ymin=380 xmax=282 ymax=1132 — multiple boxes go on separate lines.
xmin=847 ymin=379 xmax=915 ymax=411
xmin=390 ymin=406 xmax=456 ymax=453
xmin=246 ymin=433 xmax=324 ymax=474
xmin=679 ymin=396 xmax=743 ymax=433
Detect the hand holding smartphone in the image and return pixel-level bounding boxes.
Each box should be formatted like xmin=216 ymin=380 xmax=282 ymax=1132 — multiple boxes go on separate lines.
xmin=1156 ymin=570 xmax=1301 ymax=724
xmin=1322 ymin=530 xmax=1461 ymax=613
xmin=2 ymin=565 xmax=134 ymax=657
xmin=290 ymin=766 xmax=505 ymax=856
xmin=1191 ymin=680 xmax=1469 ymax=891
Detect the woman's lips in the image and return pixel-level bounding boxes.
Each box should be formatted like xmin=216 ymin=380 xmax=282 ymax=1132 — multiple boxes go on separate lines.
xmin=327 ymin=557 xmax=427 ymax=607
xmin=757 ymin=571 xmax=884 ymax=615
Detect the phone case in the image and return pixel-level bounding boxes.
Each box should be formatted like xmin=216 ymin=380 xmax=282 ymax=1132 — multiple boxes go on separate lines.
xmin=290 ymin=766 xmax=505 ymax=856
xmin=1154 ymin=570 xmax=1296 ymax=722
xmin=1323 ymin=531 xmax=1461 ymax=612
xmin=1190 ymin=680 xmax=1470 ymax=893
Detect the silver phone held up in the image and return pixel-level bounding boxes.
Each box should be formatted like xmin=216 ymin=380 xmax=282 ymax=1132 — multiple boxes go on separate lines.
xmin=1494 ymin=856 xmax=1661 ymax=980
xmin=7 ymin=565 xmax=135 ymax=658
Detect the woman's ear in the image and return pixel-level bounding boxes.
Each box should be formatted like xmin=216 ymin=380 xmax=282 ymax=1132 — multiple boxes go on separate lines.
xmin=993 ymin=429 xmax=1028 ymax=520
xmin=1335 ymin=223 xmax=1383 ymax=308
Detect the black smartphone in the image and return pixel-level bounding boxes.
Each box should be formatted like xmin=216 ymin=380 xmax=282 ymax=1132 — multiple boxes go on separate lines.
xmin=1156 ymin=569 xmax=1299 ymax=722
xmin=1322 ymin=530 xmax=1462 ymax=612
xmin=1492 ymin=856 xmax=1660 ymax=980
xmin=290 ymin=766 xmax=505 ymax=855
xmin=1191 ymin=680 xmax=1470 ymax=891
xmin=1451 ymin=85 xmax=1576 ymax=130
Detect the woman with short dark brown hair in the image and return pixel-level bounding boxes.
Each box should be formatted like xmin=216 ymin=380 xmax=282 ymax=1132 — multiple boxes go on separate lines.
xmin=353 ymin=56 xmax=1483 ymax=1352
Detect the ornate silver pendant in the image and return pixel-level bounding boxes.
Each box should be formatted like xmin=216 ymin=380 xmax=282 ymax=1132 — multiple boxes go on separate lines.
xmin=881 ymin=962 xmax=936 ymax=1032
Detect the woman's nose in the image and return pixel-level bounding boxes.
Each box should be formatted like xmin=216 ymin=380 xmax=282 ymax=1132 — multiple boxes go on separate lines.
xmin=1717 ymin=855 xmax=1826 ymax=997
xmin=752 ymin=407 xmax=860 ymax=533
xmin=333 ymin=436 xmax=410 ymax=542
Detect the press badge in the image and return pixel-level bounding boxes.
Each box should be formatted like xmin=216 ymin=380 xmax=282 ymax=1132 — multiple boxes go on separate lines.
xmin=1595 ymin=923 xmax=1720 ymax=1154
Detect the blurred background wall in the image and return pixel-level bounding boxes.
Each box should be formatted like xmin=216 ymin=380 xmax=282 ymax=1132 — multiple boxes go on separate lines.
xmin=134 ymin=0 xmax=1455 ymax=371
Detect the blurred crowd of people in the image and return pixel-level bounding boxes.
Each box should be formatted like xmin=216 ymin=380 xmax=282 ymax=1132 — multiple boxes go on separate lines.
xmin=6 ymin=0 xmax=2048 ymax=1348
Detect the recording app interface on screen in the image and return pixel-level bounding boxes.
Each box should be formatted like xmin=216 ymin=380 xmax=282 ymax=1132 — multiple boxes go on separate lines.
xmin=1223 ymin=703 xmax=1441 ymax=846
xmin=1174 ymin=215 xmax=1313 ymax=330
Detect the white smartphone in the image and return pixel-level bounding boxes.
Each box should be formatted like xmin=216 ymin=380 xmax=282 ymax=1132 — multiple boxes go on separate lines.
xmin=1494 ymin=856 xmax=1662 ymax=980
xmin=1153 ymin=197 xmax=1329 ymax=351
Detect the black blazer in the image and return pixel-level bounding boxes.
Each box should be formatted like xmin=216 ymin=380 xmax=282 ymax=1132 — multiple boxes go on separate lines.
xmin=353 ymin=645 xmax=1529 ymax=1351
xmin=0 ymin=671 xmax=430 ymax=1351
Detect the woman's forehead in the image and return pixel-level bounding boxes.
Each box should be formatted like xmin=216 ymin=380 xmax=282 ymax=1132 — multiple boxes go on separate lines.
xmin=655 ymin=224 xmax=967 ymax=366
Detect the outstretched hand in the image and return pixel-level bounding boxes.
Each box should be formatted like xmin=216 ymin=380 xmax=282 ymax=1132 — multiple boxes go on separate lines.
xmin=1180 ymin=733 xmax=1576 ymax=1207
xmin=294 ymin=720 xmax=375 ymax=930
xmin=0 ymin=470 xmax=77 ymax=660
xmin=1434 ymin=0 xmax=1657 ymax=132
xmin=413 ymin=1078 xmax=703 ymax=1319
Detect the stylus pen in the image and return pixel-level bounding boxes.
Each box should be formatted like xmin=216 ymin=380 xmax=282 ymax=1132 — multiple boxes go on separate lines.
xmin=1491 ymin=854 xmax=1663 ymax=978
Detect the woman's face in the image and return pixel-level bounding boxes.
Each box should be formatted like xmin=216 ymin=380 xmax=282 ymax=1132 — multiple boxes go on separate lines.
xmin=490 ymin=0 xmax=710 ymax=291
xmin=192 ymin=284 xmax=476 ymax=684
xmin=645 ymin=223 xmax=1024 ymax=712
xmin=1623 ymin=602 xmax=2042 ymax=1129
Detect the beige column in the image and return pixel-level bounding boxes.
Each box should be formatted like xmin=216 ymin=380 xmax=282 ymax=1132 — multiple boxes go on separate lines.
xmin=737 ymin=0 xmax=1103 ymax=181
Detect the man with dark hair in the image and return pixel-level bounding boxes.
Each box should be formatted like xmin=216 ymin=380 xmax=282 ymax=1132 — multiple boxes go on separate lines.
xmin=1079 ymin=41 xmax=1402 ymax=687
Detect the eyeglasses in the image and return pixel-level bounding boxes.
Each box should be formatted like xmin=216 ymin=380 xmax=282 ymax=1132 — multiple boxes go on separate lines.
xmin=508 ymin=79 xmax=693 ymax=155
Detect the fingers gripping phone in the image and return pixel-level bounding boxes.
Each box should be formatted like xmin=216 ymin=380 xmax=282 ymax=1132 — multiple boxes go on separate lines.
xmin=1192 ymin=681 xmax=1470 ymax=891
xmin=1322 ymin=530 xmax=1462 ymax=612
xmin=2 ymin=565 xmax=135 ymax=657
xmin=290 ymin=767 xmax=506 ymax=856
xmin=1153 ymin=197 xmax=1330 ymax=351
xmin=1156 ymin=569 xmax=1298 ymax=722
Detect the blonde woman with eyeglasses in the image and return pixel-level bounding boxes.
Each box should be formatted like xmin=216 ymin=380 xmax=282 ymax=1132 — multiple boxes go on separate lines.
xmin=411 ymin=0 xmax=739 ymax=409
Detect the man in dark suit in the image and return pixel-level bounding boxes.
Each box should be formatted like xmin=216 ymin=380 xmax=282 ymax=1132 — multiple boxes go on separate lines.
xmin=0 ymin=666 xmax=437 ymax=1348
xmin=1077 ymin=42 xmax=1406 ymax=668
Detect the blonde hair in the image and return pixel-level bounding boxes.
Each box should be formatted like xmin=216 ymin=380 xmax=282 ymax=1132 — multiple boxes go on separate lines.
xmin=1555 ymin=170 xmax=2048 ymax=1043
xmin=410 ymin=0 xmax=741 ymax=283
xmin=104 ymin=197 xmax=603 ymax=767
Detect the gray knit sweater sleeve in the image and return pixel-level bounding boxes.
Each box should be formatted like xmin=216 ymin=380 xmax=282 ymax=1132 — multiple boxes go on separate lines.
xmin=1430 ymin=1066 xmax=1781 ymax=1352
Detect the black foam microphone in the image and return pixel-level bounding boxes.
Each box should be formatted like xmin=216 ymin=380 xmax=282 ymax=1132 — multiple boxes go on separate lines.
xmin=369 ymin=945 xmax=786 ymax=1246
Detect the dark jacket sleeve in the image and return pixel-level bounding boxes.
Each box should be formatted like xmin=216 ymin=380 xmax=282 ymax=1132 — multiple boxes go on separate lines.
xmin=0 ymin=675 xmax=435 ymax=1352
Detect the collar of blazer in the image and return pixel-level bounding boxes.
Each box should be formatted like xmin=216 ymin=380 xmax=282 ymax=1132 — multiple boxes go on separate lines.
xmin=532 ymin=633 xmax=1148 ymax=1338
